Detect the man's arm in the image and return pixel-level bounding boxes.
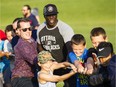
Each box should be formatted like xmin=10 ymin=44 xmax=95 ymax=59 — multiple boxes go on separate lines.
xmin=17 ymin=42 xmax=37 ymax=64
xmin=52 ymin=62 xmax=77 ymax=73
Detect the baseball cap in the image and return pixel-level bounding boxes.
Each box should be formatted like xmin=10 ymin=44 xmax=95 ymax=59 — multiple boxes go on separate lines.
xmin=43 ymin=4 xmax=58 ymax=16
xmin=97 ymin=42 xmax=112 ymax=58
xmin=38 ymin=50 xmax=55 ymax=64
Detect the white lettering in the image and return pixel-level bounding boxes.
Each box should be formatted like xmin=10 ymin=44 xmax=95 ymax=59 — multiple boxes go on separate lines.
xmin=41 ymin=35 xmax=56 ymax=42
xmin=51 ymin=45 xmax=60 ymax=50
xmin=43 ymin=45 xmax=60 ymax=50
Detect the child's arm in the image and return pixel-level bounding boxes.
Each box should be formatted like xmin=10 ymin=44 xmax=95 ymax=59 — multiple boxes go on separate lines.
xmin=68 ymin=52 xmax=85 ymax=74
xmin=84 ymin=58 xmax=94 ymax=75
xmin=92 ymin=53 xmax=100 ymax=67
xmin=74 ymin=60 xmax=85 ymax=74
xmin=85 ymin=48 xmax=97 ymax=75
xmin=38 ymin=70 xmax=76 ymax=83
xmin=51 ymin=62 xmax=77 ymax=73
xmin=0 ymin=51 xmax=11 ymax=58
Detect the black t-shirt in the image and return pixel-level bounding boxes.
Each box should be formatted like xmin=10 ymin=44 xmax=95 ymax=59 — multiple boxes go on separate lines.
xmin=37 ymin=20 xmax=74 ymax=62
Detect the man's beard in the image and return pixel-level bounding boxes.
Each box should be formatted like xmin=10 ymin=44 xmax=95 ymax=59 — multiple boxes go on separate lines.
xmin=24 ymin=13 xmax=28 ymax=18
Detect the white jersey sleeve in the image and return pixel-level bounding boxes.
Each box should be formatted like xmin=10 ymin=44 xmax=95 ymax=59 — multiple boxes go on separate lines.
xmin=58 ymin=20 xmax=74 ymax=43
xmin=4 ymin=40 xmax=13 ymax=53
xmin=36 ymin=22 xmax=46 ymax=44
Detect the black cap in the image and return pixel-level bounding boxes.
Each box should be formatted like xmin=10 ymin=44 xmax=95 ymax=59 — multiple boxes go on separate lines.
xmin=43 ymin=4 xmax=58 ymax=16
xmin=97 ymin=42 xmax=113 ymax=58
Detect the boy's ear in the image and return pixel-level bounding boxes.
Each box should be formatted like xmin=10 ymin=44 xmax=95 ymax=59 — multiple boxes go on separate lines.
xmin=105 ymin=36 xmax=108 ymax=42
xmin=85 ymin=44 xmax=86 ymax=48
xmin=38 ymin=62 xmax=41 ymax=66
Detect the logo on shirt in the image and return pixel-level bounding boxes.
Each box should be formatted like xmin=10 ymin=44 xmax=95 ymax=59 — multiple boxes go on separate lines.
xmin=41 ymin=35 xmax=60 ymax=52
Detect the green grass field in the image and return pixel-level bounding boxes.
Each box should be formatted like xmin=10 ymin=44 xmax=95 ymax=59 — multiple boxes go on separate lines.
xmin=0 ymin=0 xmax=115 ymax=86
xmin=0 ymin=0 xmax=115 ymax=51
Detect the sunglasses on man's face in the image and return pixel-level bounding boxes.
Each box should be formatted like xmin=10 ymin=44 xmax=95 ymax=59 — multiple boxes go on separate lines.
xmin=21 ymin=27 xmax=32 ymax=32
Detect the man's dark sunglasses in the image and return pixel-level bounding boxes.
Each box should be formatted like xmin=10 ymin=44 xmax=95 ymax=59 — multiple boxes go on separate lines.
xmin=21 ymin=27 xmax=33 ymax=32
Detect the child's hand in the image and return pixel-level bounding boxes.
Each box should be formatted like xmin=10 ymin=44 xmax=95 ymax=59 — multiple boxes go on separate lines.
xmin=77 ymin=63 xmax=85 ymax=74
xmin=85 ymin=63 xmax=94 ymax=75
xmin=92 ymin=53 xmax=100 ymax=67
xmin=0 ymin=51 xmax=11 ymax=58
xmin=70 ymin=64 xmax=77 ymax=73
xmin=5 ymin=52 xmax=12 ymax=58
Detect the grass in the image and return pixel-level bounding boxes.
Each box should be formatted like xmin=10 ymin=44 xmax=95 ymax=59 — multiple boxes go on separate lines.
xmin=0 ymin=0 xmax=115 ymax=86
xmin=0 ymin=0 xmax=115 ymax=51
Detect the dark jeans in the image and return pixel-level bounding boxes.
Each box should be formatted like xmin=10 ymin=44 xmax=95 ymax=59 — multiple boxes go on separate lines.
xmin=3 ymin=66 xmax=12 ymax=87
xmin=11 ymin=77 xmax=37 ymax=87
xmin=3 ymin=66 xmax=12 ymax=84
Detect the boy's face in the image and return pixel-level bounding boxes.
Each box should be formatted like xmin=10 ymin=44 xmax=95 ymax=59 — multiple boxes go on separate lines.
xmin=40 ymin=60 xmax=53 ymax=71
xmin=6 ymin=31 xmax=13 ymax=41
xmin=99 ymin=55 xmax=111 ymax=66
xmin=91 ymin=35 xmax=107 ymax=49
xmin=72 ymin=44 xmax=85 ymax=57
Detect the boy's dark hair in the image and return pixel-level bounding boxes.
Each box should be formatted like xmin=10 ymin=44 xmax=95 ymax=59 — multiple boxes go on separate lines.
xmin=5 ymin=24 xmax=15 ymax=37
xmin=71 ymin=34 xmax=86 ymax=46
xmin=24 ymin=5 xmax=31 ymax=11
xmin=90 ymin=27 xmax=107 ymax=40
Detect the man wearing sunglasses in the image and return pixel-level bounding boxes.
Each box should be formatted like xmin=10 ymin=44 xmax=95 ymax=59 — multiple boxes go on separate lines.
xmin=37 ymin=4 xmax=75 ymax=87
xmin=11 ymin=18 xmax=38 ymax=87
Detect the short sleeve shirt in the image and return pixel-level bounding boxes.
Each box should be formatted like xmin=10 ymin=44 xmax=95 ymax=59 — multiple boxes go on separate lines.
xmin=28 ymin=14 xmax=39 ymax=27
xmin=37 ymin=20 xmax=74 ymax=62
xmin=68 ymin=48 xmax=89 ymax=87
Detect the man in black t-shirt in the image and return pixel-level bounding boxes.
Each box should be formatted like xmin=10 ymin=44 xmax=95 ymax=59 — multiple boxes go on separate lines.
xmin=37 ymin=4 xmax=75 ymax=87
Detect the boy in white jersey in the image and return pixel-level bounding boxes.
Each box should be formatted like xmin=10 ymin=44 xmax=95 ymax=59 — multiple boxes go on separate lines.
xmin=37 ymin=51 xmax=77 ymax=87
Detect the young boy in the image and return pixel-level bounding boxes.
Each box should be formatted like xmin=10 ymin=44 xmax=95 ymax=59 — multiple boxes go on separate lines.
xmin=68 ymin=34 xmax=89 ymax=87
xmin=86 ymin=27 xmax=108 ymax=75
xmin=89 ymin=42 xmax=115 ymax=87
xmin=37 ymin=50 xmax=77 ymax=87
xmin=0 ymin=30 xmax=12 ymax=87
